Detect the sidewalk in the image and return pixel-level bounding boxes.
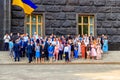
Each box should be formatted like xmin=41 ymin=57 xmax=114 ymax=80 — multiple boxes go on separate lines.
xmin=0 ymin=51 xmax=120 ymax=64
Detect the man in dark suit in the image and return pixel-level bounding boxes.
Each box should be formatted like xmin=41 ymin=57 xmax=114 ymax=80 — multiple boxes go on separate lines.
xmin=26 ymin=41 xmax=33 ymax=63
xmin=44 ymin=38 xmax=50 ymax=61
xmin=19 ymin=38 xmax=26 ymax=57
xmin=13 ymin=40 xmax=20 ymax=62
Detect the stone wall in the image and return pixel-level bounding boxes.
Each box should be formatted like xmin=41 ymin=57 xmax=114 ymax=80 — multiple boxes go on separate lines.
xmin=0 ymin=0 xmax=4 ymax=50
xmin=0 ymin=0 xmax=11 ymax=50
xmin=11 ymin=6 xmax=25 ymax=34
xmin=11 ymin=0 xmax=120 ymax=50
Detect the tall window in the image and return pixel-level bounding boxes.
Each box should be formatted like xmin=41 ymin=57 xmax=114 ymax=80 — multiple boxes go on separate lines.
xmin=78 ymin=15 xmax=95 ymax=36
xmin=25 ymin=15 xmax=43 ymax=37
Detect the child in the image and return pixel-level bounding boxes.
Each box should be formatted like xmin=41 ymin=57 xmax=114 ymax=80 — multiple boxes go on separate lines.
xmin=48 ymin=43 xmax=54 ymax=63
xmin=81 ymin=41 xmax=86 ymax=59
xmin=41 ymin=44 xmax=45 ymax=63
xmin=35 ymin=43 xmax=40 ymax=63
xmin=9 ymin=40 xmax=14 ymax=57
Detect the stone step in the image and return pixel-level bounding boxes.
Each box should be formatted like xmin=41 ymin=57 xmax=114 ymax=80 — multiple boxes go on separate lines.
xmin=0 ymin=51 xmax=120 ymax=64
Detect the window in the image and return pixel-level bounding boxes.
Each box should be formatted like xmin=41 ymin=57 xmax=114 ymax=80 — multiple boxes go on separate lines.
xmin=78 ymin=15 xmax=95 ymax=36
xmin=25 ymin=15 xmax=43 ymax=37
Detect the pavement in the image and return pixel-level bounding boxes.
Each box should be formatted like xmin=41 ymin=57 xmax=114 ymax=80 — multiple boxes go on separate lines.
xmin=0 ymin=64 xmax=120 ymax=80
xmin=0 ymin=51 xmax=120 ymax=80
xmin=0 ymin=51 xmax=120 ymax=64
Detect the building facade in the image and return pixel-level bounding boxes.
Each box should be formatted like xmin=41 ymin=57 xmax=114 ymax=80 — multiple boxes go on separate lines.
xmin=1 ymin=0 xmax=120 ymax=50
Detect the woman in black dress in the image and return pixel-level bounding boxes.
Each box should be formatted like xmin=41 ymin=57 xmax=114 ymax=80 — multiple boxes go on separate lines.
xmin=41 ymin=44 xmax=45 ymax=63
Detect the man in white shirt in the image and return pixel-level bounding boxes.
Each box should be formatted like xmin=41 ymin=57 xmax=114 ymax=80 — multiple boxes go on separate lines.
xmin=84 ymin=34 xmax=89 ymax=46
xmin=64 ymin=43 xmax=70 ymax=62
xmin=4 ymin=33 xmax=10 ymax=51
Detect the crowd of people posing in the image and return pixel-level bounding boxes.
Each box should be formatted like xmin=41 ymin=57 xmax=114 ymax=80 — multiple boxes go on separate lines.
xmin=3 ymin=32 xmax=108 ymax=63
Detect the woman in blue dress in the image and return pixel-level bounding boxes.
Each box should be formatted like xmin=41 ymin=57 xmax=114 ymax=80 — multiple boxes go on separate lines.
xmin=74 ymin=44 xmax=78 ymax=59
xmin=102 ymin=36 xmax=108 ymax=53
xmin=35 ymin=43 xmax=40 ymax=63
xmin=48 ymin=43 xmax=54 ymax=63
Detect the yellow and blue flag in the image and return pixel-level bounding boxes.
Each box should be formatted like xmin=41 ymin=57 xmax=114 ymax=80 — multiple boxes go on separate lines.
xmin=12 ymin=0 xmax=38 ymax=14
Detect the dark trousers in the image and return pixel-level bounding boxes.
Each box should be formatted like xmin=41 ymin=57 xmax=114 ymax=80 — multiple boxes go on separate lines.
xmin=28 ymin=53 xmax=32 ymax=63
xmin=32 ymin=51 xmax=35 ymax=59
xmin=45 ymin=51 xmax=49 ymax=60
xmin=4 ymin=43 xmax=9 ymax=51
xmin=20 ymin=48 xmax=25 ymax=57
xmin=14 ymin=51 xmax=20 ymax=61
xmin=101 ymin=43 xmax=103 ymax=49
xmin=58 ymin=50 xmax=63 ymax=60
xmin=65 ymin=52 xmax=69 ymax=61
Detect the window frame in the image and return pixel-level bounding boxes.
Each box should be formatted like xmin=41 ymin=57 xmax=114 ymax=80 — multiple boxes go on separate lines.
xmin=77 ymin=14 xmax=95 ymax=36
xmin=25 ymin=14 xmax=44 ymax=37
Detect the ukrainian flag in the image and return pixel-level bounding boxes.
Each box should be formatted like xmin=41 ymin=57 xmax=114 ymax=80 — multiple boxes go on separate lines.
xmin=12 ymin=0 xmax=38 ymax=14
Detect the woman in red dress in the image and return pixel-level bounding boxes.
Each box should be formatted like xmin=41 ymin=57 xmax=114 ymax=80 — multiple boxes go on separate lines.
xmin=81 ymin=41 xmax=86 ymax=59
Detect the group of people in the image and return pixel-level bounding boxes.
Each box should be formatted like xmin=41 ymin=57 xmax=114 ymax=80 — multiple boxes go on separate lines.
xmin=3 ymin=32 xmax=108 ymax=63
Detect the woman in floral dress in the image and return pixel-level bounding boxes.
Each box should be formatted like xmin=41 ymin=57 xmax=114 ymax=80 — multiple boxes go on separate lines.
xmin=96 ymin=43 xmax=103 ymax=60
xmin=91 ymin=41 xmax=97 ymax=60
